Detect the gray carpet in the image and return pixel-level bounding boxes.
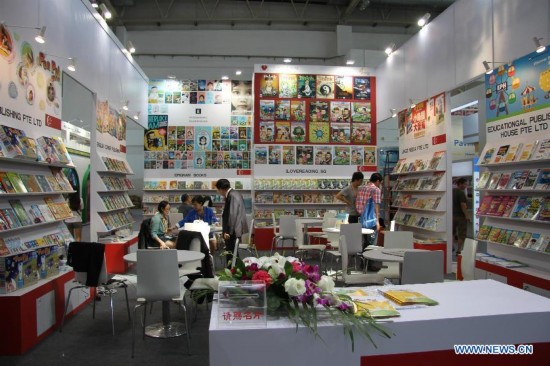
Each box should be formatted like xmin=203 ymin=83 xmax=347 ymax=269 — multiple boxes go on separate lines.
xmin=0 ymin=277 xmax=212 ymax=366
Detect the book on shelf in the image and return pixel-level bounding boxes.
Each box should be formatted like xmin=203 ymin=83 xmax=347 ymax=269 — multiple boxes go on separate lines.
xmin=27 ymin=204 xmax=46 ymax=224
xmin=379 ymin=289 xmax=438 ymax=306
xmin=487 ymin=226 xmax=502 ymax=242
xmin=496 ymin=173 xmax=511 ymax=190
xmin=427 ymin=151 xmax=445 ymax=170
xmin=498 ymin=229 xmax=513 ymax=244
xmin=44 ymin=197 xmax=72 ymax=220
xmin=35 ymin=175 xmax=53 ymax=192
xmin=512 ymin=231 xmax=526 ymax=247
xmin=0 ymin=238 xmax=9 ymax=255
xmin=493 ymin=144 xmax=510 ymax=164
xmin=522 ymin=169 xmax=540 ymax=190
xmin=517 ymin=141 xmax=538 ymax=161
xmin=0 ymin=125 xmax=26 ymax=158
xmin=479 ymin=146 xmax=496 ymax=165
xmin=506 ymin=230 xmax=521 ymax=246
xmin=6 ymin=172 xmax=27 ymax=193
xmin=50 ymin=168 xmax=73 ymax=191
xmin=525 ymin=233 xmax=541 ymax=250
xmin=19 ymin=174 xmax=42 ymax=193
xmin=534 ymin=168 xmax=550 ymax=190
xmin=0 ymin=172 xmax=16 ymax=193
xmin=499 ymin=196 xmax=517 ymax=217
xmin=477 ymin=172 xmax=491 ymax=190
xmin=507 ymin=170 xmax=529 ymax=190
xmin=477 ymin=225 xmax=492 ymax=240
xmin=519 ymin=232 xmax=532 ymax=248
xmin=504 ymin=143 xmax=523 ymax=162
xmin=509 ymin=196 xmax=529 ymax=218
xmin=45 ymin=175 xmax=63 ymax=191
xmin=0 ymin=208 xmax=21 ymax=228
xmin=523 ymin=197 xmax=544 ymax=220
xmin=486 ymin=173 xmax=502 ymax=190
xmin=536 ymin=197 xmax=550 ymax=221
xmin=9 ymin=199 xmax=32 ymax=226
xmin=532 ymin=138 xmax=550 ymax=160
xmin=485 ymin=196 xmax=503 ymax=216
xmin=36 ymin=136 xmax=64 ymax=163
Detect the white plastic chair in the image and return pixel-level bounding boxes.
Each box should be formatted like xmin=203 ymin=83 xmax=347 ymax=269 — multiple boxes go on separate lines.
xmin=461 ymin=238 xmax=478 ymax=281
xmin=239 ymin=219 xmax=258 ymax=257
xmin=307 ymin=211 xmax=337 ymax=244
xmin=401 ymin=250 xmax=444 ymax=285
xmin=339 ymin=236 xmax=384 ymax=286
xmin=271 ymin=215 xmax=297 ymax=255
xmin=132 ymin=249 xmax=190 ymax=357
xmin=377 ymin=231 xmax=414 ymax=279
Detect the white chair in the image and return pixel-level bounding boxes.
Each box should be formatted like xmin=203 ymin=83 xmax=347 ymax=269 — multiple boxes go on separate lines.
xmin=377 ymin=231 xmax=414 ymax=279
xmin=169 ymin=213 xmax=184 ymax=227
xmin=239 ymin=219 xmax=258 ymax=257
xmin=271 ymin=215 xmax=297 ymax=255
xmin=461 ymin=238 xmax=478 ymax=281
xmin=401 ymin=250 xmax=444 ymax=285
xmin=307 ymin=211 xmax=337 ymax=244
xmin=132 ymin=249 xmax=190 ymax=358
xmin=61 ymin=243 xmax=130 ymax=335
xmin=339 ymin=236 xmax=384 ymax=286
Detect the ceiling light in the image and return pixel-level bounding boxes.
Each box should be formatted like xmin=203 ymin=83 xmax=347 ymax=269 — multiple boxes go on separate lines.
xmin=235 ymin=70 xmax=242 ymax=76
xmin=346 ymin=59 xmax=355 ymax=65
xmin=283 ymin=58 xmax=292 ymax=63
xmin=482 ymin=61 xmax=492 ymax=74
xmin=133 ymin=111 xmax=140 ymax=120
xmin=359 ymin=0 xmax=370 ymax=11
xmin=126 ymin=40 xmax=135 ymax=54
xmin=390 ymin=108 xmax=397 ymax=118
xmin=35 ymin=26 xmax=46 ymax=44
xmin=385 ymin=43 xmax=395 ymax=56
xmin=167 ymin=74 xmax=176 ymax=79
xmin=91 ymin=1 xmax=99 ymax=8
xmin=221 ymin=75 xmax=229 ymax=80
xmin=67 ymin=57 xmax=76 ymax=72
xmin=533 ymin=37 xmax=546 ymax=53
xmin=99 ymin=4 xmax=112 ymax=19
xmin=417 ymin=13 xmax=431 ymax=27
xmin=122 ymin=100 xmax=129 ymax=111
xmin=409 ymin=99 xmax=416 ymax=109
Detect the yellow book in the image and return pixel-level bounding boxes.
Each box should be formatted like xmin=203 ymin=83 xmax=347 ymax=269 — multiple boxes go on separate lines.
xmin=354 ymin=300 xmax=400 ymax=318
xmin=380 ymin=289 xmax=439 ymax=306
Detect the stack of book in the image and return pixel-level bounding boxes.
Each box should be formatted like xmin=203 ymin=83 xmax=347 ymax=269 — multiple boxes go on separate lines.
xmin=476 ymin=195 xmax=549 ymax=221
xmin=479 ymin=139 xmax=550 ymax=165
xmin=477 ymin=224 xmax=550 ymax=253
xmin=477 ymin=168 xmax=550 ymax=190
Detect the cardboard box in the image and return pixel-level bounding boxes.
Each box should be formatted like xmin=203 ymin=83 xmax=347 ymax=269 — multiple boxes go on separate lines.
xmin=36 ymin=246 xmax=59 ymax=279
xmin=0 ymin=251 xmax=38 ymax=293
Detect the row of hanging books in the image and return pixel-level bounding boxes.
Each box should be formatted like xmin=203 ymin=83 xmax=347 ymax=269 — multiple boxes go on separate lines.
xmin=254 ymin=192 xmax=338 ymax=204
xmin=392 ymin=151 xmax=446 ymax=174
xmin=393 ymin=194 xmax=442 ymax=211
xmin=100 ymin=194 xmax=133 ymax=211
xmin=0 ymin=168 xmax=73 ymax=194
xmin=477 ymin=168 xmax=550 ymax=190
xmin=476 ymin=195 xmax=549 ymax=221
xmin=254 ymin=178 xmax=349 ymax=190
xmin=0 ymin=125 xmax=72 ymax=164
xmin=477 ymin=224 xmax=550 ymax=254
xmin=101 ymin=156 xmax=130 ymax=173
xmin=254 ymin=208 xmax=336 ymax=221
xmin=0 ymin=198 xmax=73 ymax=233
xmin=0 ymin=223 xmax=73 ymax=256
xmin=393 ymin=211 xmax=443 ymax=231
xmin=98 ymin=210 xmax=134 ymax=231
xmin=394 ymin=172 xmax=445 ymax=191
xmin=101 ymin=176 xmax=134 ymax=191
xmin=475 ymin=253 xmax=528 ymax=268
xmin=479 ymin=138 xmax=550 ymax=165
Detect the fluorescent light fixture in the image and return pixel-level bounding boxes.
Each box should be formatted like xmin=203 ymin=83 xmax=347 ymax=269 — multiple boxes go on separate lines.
xmin=167 ymin=74 xmax=176 ymax=79
xmin=235 ymin=70 xmax=242 ymax=75
xmin=91 ymin=1 xmax=99 ymax=8
xmin=409 ymin=99 xmax=416 ymax=109
xmin=99 ymin=4 xmax=112 ymax=19
xmin=67 ymin=57 xmax=76 ymax=72
xmin=35 ymin=26 xmax=46 ymax=44
xmin=122 ymin=100 xmax=129 ymax=111
xmin=533 ymin=37 xmax=546 ymax=53
xmin=133 ymin=111 xmax=140 ymax=120
xmin=385 ymin=43 xmax=395 ymax=56
xmin=126 ymin=41 xmax=135 ymax=54
xmin=221 ymin=75 xmax=229 ymax=80
xmin=483 ymin=61 xmax=493 ymax=74
xmin=346 ymin=59 xmax=355 ymax=65
xmin=417 ymin=13 xmax=431 ymax=27
xmin=390 ymin=108 xmax=397 ymax=118
xmin=283 ymin=58 xmax=292 ymax=63
xmin=451 ymin=100 xmax=478 ymax=113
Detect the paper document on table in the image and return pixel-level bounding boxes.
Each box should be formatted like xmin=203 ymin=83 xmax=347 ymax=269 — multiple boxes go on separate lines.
xmin=378 ymin=289 xmax=438 ymax=306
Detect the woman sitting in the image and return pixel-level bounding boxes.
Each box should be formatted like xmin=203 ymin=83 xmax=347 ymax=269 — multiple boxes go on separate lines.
xmin=176 ymin=195 xmax=219 ymax=251
xmin=150 ymin=200 xmax=176 ymax=249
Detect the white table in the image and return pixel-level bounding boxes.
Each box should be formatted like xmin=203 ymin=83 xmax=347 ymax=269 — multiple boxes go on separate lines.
xmin=123 ymin=250 xmax=205 ymax=338
xmin=324 ymin=227 xmax=375 ymax=235
xmin=295 ymin=218 xmax=323 ymax=246
xmin=363 ymin=248 xmax=427 ymax=283
xmin=210 ymin=280 xmax=550 ymax=365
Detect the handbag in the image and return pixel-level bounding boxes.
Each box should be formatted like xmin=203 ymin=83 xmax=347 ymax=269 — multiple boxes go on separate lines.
xmin=360 ymin=197 xmax=377 ymax=229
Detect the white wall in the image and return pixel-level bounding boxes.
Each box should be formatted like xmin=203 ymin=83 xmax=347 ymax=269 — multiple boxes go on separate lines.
xmin=375 ymin=0 xmax=550 ymax=121
xmin=0 ymin=0 xmax=149 ymax=128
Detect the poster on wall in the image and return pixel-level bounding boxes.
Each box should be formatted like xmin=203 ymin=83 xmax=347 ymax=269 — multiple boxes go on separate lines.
xmin=0 ymin=24 xmax=62 ymax=136
xmin=95 ymin=99 xmax=126 ymax=154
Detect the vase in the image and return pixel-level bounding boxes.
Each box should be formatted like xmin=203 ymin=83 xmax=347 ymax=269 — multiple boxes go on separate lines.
xmin=266 ymin=305 xmax=288 ymax=320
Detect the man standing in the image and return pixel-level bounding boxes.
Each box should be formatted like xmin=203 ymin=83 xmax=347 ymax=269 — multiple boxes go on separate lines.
xmin=453 ymin=178 xmax=470 ymax=255
xmin=216 ymin=179 xmax=248 ymax=265
xmin=335 ymin=172 xmax=364 ymax=223
xmin=355 ymin=172 xmax=383 ymax=248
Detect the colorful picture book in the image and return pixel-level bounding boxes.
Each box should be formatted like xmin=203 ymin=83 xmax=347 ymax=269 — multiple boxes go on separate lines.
xmin=379 ymin=289 xmax=438 ymax=306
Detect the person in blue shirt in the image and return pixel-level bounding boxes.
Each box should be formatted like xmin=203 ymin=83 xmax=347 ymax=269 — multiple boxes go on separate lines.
xmin=176 ymin=195 xmax=219 ymax=250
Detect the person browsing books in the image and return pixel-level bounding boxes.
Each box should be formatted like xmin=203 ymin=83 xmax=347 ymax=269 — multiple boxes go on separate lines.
xmin=355 ymin=173 xmax=383 ymax=249
xmin=453 ymin=178 xmax=470 ymax=255
xmin=175 ymin=195 xmax=220 ymax=251
xmin=335 ymin=172 xmax=364 ymax=224
xmin=216 ymin=179 xmax=248 ymax=265
xmin=150 ymin=200 xmax=175 ymax=249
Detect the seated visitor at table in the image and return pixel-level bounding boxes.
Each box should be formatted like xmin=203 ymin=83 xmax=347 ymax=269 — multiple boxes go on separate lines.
xmin=150 ymin=200 xmax=176 ymax=249
xmin=176 ymin=195 xmax=220 ymax=251
xmin=178 ymin=193 xmax=193 ymax=216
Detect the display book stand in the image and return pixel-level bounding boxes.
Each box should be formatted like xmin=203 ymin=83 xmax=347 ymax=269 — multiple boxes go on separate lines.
xmin=474 ymin=139 xmax=550 ymax=295
xmin=142 ymin=178 xmax=252 ymax=216
xmin=253 ymin=177 xmax=347 ymax=227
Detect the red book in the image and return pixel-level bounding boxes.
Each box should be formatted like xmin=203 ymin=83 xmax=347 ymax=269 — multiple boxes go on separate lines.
xmin=477 ymin=196 xmax=494 ymax=215
xmin=486 ymin=196 xmax=503 ymax=216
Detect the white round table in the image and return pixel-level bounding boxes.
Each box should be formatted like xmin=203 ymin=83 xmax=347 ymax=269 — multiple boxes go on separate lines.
xmin=123 ymin=250 xmax=205 ymax=338
xmin=323 ymin=227 xmax=375 ymax=235
xmin=363 ymin=248 xmax=427 ymax=284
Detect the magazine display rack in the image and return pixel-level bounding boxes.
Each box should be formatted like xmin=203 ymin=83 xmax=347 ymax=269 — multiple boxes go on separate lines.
xmin=94 ymin=153 xmax=135 ymax=234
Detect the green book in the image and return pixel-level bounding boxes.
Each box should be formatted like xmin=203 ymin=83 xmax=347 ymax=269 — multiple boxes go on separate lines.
xmin=6 ymin=172 xmax=27 ymax=193
xmin=9 ymin=199 xmax=32 ymax=226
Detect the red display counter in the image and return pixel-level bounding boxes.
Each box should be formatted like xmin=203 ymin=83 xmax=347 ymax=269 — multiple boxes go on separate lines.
xmin=102 ymin=233 xmax=138 ymax=274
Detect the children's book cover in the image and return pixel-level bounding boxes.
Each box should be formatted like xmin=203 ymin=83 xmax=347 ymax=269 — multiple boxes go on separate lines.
xmin=353 ymin=77 xmax=371 ymax=100
xmin=316 ymin=75 xmax=335 ymax=99
xmin=351 ymin=102 xmax=371 ymax=122
xmin=297 ymin=75 xmax=316 ymax=98
xmin=309 ymin=123 xmax=330 ymax=143
xmin=335 ymin=76 xmax=353 ymax=99
xmin=309 ymin=101 xmax=329 ymax=122
xmin=279 ymin=74 xmax=297 ymax=98
xmin=290 ymin=100 xmax=306 ymax=122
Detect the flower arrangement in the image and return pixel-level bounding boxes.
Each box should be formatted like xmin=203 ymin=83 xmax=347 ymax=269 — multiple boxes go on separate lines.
xmin=217 ymin=253 xmax=391 ymax=350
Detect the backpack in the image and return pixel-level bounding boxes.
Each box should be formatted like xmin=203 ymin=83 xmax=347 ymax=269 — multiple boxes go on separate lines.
xmin=138 ymin=218 xmax=156 ymax=249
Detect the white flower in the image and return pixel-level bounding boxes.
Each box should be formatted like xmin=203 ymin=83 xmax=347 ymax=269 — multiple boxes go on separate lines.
xmin=268 ymin=264 xmax=283 ymax=279
xmin=242 ymin=257 xmax=258 ymax=266
xmin=257 ymin=256 xmax=272 ymax=269
xmin=318 ymin=275 xmax=335 ymax=292
xmin=285 ymin=256 xmax=300 ymax=263
xmin=284 ymin=278 xmax=306 ymax=296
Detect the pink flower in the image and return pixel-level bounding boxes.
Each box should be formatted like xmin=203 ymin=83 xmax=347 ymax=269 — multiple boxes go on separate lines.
xmin=252 ymin=270 xmax=273 ymax=287
xmin=291 ymin=262 xmax=301 ymax=273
